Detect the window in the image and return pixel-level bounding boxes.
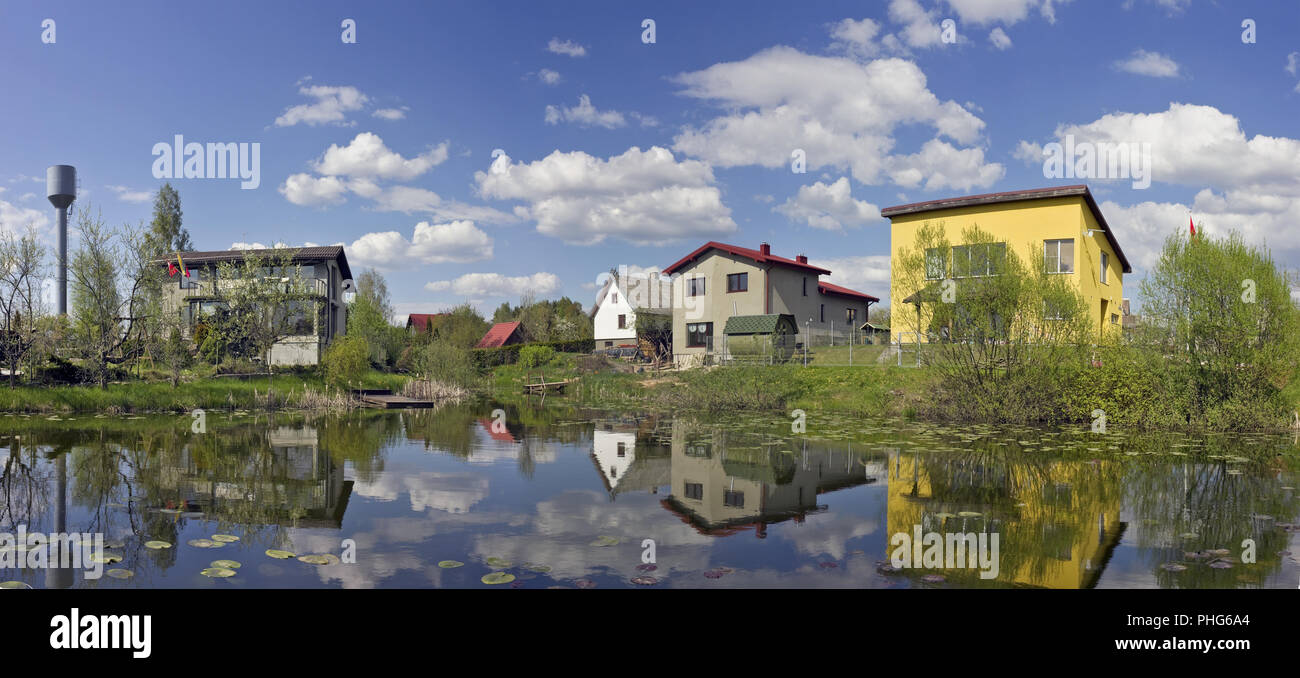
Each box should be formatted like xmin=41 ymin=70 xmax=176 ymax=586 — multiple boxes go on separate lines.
xmin=723 ymin=490 xmax=745 ymax=508
xmin=617 ymin=314 xmax=626 ymax=329
xmin=846 ymin=308 xmax=857 ymax=324
xmin=687 ymin=277 xmax=706 ymax=297
xmin=604 ymin=341 xmax=613 ymax=348
xmin=612 ymin=292 xmax=618 ymax=304
xmin=684 ymin=482 xmax=704 ymax=500
xmin=1044 ymin=239 xmax=1075 ymax=274
xmin=820 ymin=304 xmax=825 ymax=323
xmin=617 ymin=442 xmax=626 ymax=457
xmin=1111 ymin=313 xmax=1120 ymax=325
xmin=727 ymin=272 xmax=748 ymax=292
xmin=686 ymin=322 xmax=713 ymax=348
xmin=802 ymin=277 xmax=808 ymax=296
xmin=925 ymin=247 xmax=948 ymax=280
xmin=1100 ymin=252 xmax=1109 ymax=284
xmin=952 ymin=243 xmax=1006 ymax=278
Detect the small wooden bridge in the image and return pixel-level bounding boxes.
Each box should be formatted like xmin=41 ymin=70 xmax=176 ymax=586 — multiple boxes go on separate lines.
xmin=522 ymin=375 xmax=578 ymax=395
xmin=351 ymin=388 xmax=439 ymax=409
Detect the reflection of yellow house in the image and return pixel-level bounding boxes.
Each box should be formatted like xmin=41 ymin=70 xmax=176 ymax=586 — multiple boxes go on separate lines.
xmin=884 ymin=185 xmax=1132 ymax=339
xmin=886 ymin=451 xmax=1124 ymax=588
xmin=663 ymin=420 xmax=885 ymax=537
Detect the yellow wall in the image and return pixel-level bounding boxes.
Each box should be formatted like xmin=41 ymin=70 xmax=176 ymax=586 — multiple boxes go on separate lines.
xmin=888 ymin=196 xmax=1123 ymax=339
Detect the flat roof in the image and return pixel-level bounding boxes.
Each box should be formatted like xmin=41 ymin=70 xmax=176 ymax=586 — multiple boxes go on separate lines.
xmin=881 ymin=185 xmax=1131 ymax=273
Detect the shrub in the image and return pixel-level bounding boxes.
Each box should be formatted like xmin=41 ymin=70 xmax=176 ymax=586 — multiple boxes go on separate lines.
xmin=321 ymin=335 xmax=369 ymax=389
xmin=518 ymin=345 xmax=556 ymax=368
xmin=415 ymin=341 xmax=479 ymax=387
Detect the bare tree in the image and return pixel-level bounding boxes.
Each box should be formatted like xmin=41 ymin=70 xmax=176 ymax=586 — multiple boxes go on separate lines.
xmin=0 ymin=226 xmax=46 ymax=387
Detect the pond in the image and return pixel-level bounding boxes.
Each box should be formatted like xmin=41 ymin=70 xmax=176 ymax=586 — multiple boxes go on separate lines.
xmin=1 ymin=404 xmax=1298 ymax=589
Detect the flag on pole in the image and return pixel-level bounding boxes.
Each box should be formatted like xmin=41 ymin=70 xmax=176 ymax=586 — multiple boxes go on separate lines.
xmin=176 ymin=253 xmax=190 ymax=278
xmin=167 ymin=261 xmax=178 ymax=277
xmin=1189 ymin=215 xmax=1196 ymax=237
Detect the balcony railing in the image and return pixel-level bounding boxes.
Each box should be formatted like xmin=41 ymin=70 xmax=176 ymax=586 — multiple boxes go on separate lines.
xmin=178 ymin=276 xmax=328 ymax=299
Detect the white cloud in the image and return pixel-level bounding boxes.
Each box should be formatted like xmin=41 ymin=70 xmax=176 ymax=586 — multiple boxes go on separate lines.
xmin=0 ymin=200 xmax=49 ymax=235
xmin=425 ymin=272 xmax=561 ymax=298
xmin=887 ymin=138 xmax=1005 ymax=191
xmin=538 ymin=68 xmax=562 ymax=85
xmin=280 ymin=173 xmax=348 ymax=206
xmin=775 ymin=177 xmax=882 ymax=230
xmin=475 ymin=146 xmax=736 ymax=245
xmin=350 ymin=220 xmax=493 ymax=269
xmin=546 ymin=38 xmax=587 ymax=57
xmin=106 ymin=185 xmax=152 ymax=203
xmin=274 ymin=84 xmax=369 ymax=127
xmin=808 ymin=255 xmax=892 ymax=299
xmin=670 ymin=46 xmax=1001 ymax=191
xmin=988 ymin=27 xmax=1012 ymax=50
xmin=372 ymin=107 xmax=409 ymax=121
xmin=1113 ymin=49 xmax=1181 ymax=78
xmin=314 ymin=132 xmax=448 ymax=180
xmin=544 ymin=94 xmax=627 ymax=129
xmin=889 ymin=0 xmax=944 ymax=49
xmin=828 ymin=18 xmax=884 ymax=59
xmin=945 ymin=0 xmax=1071 ymax=25
xmin=1287 ymin=52 xmax=1299 ymax=77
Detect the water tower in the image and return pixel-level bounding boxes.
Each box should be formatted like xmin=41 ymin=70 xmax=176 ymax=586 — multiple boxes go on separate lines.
xmin=46 ymin=165 xmax=76 ymax=316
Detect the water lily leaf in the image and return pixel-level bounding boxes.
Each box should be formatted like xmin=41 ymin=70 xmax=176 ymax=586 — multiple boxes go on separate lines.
xmin=485 ymin=557 xmax=512 ymax=568
xmin=957 ymin=511 xmax=982 ymax=518
xmin=631 ymin=576 xmax=658 ymax=586
xmin=298 ymin=554 xmax=340 ymax=566
xmin=438 ymin=560 xmax=464 ymax=568
xmin=106 ymin=569 xmax=134 ymax=579
xmin=90 ymin=553 xmax=123 ymax=564
xmin=187 ymin=539 xmax=218 ymax=548
xmin=265 ymin=549 xmax=296 ymax=559
xmin=481 ymin=572 xmax=515 ymax=585
xmin=522 ymin=563 xmax=552 ymax=573
xmin=210 ymin=560 xmax=242 ymax=569
xmin=201 ymin=567 xmax=237 ymax=578
xmin=920 ymin=574 xmax=946 ymax=584
xmin=211 ymin=534 xmax=240 ymax=543
xmin=1160 ymin=563 xmax=1187 ymax=572
xmin=0 ymin=581 xmax=32 ymax=589
xmin=104 ymin=539 xmax=126 ymax=549
xmin=144 ymin=541 xmax=172 ymax=550
xmin=589 ymin=536 xmax=620 ymax=547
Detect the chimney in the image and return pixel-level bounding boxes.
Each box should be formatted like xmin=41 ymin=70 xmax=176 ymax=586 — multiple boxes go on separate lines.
xmin=796 ymin=254 xmax=808 ymax=264
xmin=759 ymin=242 xmax=771 ymax=256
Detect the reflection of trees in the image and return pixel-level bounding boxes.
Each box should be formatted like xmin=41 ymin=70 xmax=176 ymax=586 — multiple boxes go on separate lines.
xmin=317 ymin=410 xmax=400 ymax=483
xmin=0 ymin=437 xmax=49 ymax=528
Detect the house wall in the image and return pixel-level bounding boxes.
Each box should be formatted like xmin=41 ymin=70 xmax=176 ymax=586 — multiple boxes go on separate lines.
xmin=592 ymin=281 xmax=637 ymax=347
xmin=888 ymin=196 xmax=1123 ymax=341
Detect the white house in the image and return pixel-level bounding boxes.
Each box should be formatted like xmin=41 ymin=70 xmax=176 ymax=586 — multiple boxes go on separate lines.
xmin=589 ymin=269 xmax=673 ymax=349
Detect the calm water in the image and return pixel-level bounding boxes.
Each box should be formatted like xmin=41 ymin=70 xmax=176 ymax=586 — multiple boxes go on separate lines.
xmin=2 ymin=403 xmax=1298 ymax=589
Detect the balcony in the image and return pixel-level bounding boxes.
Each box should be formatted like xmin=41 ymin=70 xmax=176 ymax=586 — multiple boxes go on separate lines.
xmin=177 ymin=276 xmax=329 ymax=300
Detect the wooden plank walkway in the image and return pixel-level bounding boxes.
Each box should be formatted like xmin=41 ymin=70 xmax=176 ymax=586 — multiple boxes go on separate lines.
xmin=523 ymin=377 xmax=578 ymax=394
xmin=351 ymin=389 xmax=439 ymax=408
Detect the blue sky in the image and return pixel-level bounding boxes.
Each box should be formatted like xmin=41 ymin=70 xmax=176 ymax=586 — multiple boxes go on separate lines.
xmin=2 ymin=0 xmax=1298 ymax=318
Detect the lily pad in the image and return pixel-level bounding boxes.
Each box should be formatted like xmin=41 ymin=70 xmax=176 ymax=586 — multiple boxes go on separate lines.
xmin=630 ymin=576 xmax=658 ymax=586
xmin=1209 ymin=561 xmax=1233 ymax=569
xmin=920 ymin=574 xmax=947 ymax=584
xmin=106 ymin=569 xmax=134 ymax=579
xmin=144 ymin=540 xmax=172 ymax=550
xmin=211 ymin=534 xmax=240 ymax=543
xmin=481 ymin=572 xmax=515 ymax=585
xmin=187 ymin=539 xmax=218 ymax=549
xmin=103 ymin=539 xmax=126 ymax=549
xmin=1160 ymin=563 xmax=1188 ymax=572
xmin=956 ymin=511 xmax=982 ymax=518
xmin=265 ymin=549 xmax=296 ymax=559
xmin=298 ymin=554 xmax=340 ymax=566
xmin=589 ymin=536 xmax=620 ymax=547
xmin=485 ymin=557 xmax=512 ymax=568
xmin=90 ymin=553 xmax=123 ymax=564
xmin=522 ymin=563 xmax=552 ymax=573
xmin=0 ymin=581 xmax=32 ymax=589
xmin=200 ymin=567 xmax=237 ymax=578
xmin=437 ymin=560 xmax=464 ymax=568
xmin=210 ymin=560 xmax=242 ymax=569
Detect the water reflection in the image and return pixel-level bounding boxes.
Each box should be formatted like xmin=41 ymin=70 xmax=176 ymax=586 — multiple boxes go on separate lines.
xmin=0 ymin=407 xmax=1296 ymax=589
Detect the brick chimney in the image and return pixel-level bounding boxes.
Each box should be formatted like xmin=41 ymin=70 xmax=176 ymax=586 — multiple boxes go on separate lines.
xmin=796 ymin=254 xmax=807 ymax=264
xmin=759 ymin=242 xmax=771 ymax=256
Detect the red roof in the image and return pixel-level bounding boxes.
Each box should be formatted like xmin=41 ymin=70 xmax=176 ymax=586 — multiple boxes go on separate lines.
xmin=475 ymin=321 xmax=523 ymax=349
xmin=663 ymin=241 xmax=830 ymax=276
xmin=406 ymin=313 xmax=446 ymax=333
xmin=818 ymin=281 xmax=879 ymax=302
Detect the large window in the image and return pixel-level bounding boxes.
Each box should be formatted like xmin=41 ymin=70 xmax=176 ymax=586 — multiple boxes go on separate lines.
xmin=925 ymin=247 xmax=948 ymax=280
xmin=727 ymin=272 xmax=748 ymax=293
xmin=687 ymin=277 xmax=706 ymax=297
xmin=952 ymin=243 xmax=1006 ymax=278
xmin=1100 ymin=252 xmax=1109 ymax=284
xmin=846 ymin=307 xmax=857 ymax=324
xmin=684 ymin=482 xmax=704 ymax=500
xmin=617 ymin=314 xmax=627 ymax=329
xmin=723 ymin=490 xmax=745 ymax=508
xmin=1044 ymin=239 xmax=1075 ymax=274
xmin=686 ymin=322 xmax=713 ymax=348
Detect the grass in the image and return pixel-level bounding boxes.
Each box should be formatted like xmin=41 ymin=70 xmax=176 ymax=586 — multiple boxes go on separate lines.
xmin=0 ymin=370 xmax=410 ymax=414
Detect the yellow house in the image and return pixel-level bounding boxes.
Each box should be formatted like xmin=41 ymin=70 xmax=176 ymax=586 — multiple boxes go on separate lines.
xmin=883 ymin=185 xmax=1132 ymax=339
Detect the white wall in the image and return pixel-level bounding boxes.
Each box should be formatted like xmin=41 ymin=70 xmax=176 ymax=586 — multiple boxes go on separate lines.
xmin=592 ymin=281 xmax=637 ymax=347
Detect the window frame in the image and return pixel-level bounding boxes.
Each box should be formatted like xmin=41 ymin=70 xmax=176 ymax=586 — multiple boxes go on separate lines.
xmin=1044 ymin=238 xmax=1075 ymax=274
xmin=687 ymin=277 xmax=706 ymax=297
xmin=685 ymin=321 xmax=713 ymax=348
xmin=726 ymin=272 xmax=748 ymax=293
xmin=1100 ymin=251 xmax=1109 ymax=284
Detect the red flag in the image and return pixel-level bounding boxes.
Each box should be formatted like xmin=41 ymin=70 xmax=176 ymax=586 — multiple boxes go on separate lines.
xmin=168 ymin=261 xmax=178 ymax=277
xmin=1189 ymin=215 xmax=1196 ymax=237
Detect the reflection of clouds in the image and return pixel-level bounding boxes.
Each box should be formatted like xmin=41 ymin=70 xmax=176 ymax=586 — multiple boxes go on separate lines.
xmin=778 ymin=512 xmax=881 ymax=561
xmin=466 ymin=436 xmax=559 ymax=465
xmin=353 ymin=464 xmax=490 ymax=514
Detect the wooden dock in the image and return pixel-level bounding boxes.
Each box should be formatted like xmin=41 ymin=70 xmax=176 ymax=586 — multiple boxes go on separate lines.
xmin=352 ymin=389 xmax=439 ymax=409
xmin=523 ymin=376 xmax=578 ymax=394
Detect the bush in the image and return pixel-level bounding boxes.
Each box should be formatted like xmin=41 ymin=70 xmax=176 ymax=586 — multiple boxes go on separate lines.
xmin=321 ymin=335 xmax=369 ymax=389
xmin=471 ymin=338 xmax=595 ymax=368
xmin=518 ymin=345 xmax=556 ymax=368
xmin=415 ymin=341 xmax=479 ymax=387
